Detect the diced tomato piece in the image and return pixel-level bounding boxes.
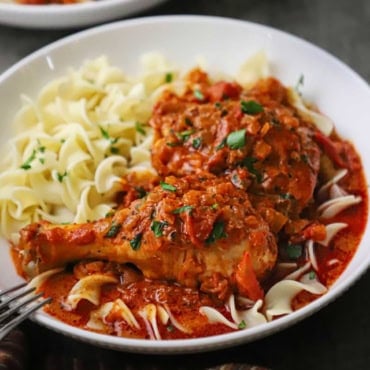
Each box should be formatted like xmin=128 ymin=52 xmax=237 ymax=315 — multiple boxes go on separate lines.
xmin=207 ymin=82 xmax=242 ymax=102
xmin=235 ymin=252 xmax=264 ymax=301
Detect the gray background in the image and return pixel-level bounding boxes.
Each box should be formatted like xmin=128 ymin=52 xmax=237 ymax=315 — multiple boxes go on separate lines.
xmin=1 ymin=1 xmax=370 ymax=369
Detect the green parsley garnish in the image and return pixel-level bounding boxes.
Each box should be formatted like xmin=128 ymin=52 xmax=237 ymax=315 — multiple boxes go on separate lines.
xmin=20 ymin=150 xmax=36 ymax=170
xmin=226 ymin=129 xmax=246 ymax=150
xmin=309 ymin=271 xmax=316 ymax=280
xmin=57 ymin=171 xmax=67 ymax=183
xmin=242 ymin=157 xmax=263 ymax=183
xmin=160 ymin=181 xmax=177 ymax=192
xmin=130 ymin=233 xmax=142 ymax=251
xmin=280 ymin=193 xmax=295 ymax=200
xmin=167 ymin=324 xmax=174 ymax=332
xmin=177 ymin=129 xmax=195 ymax=142
xmin=211 ymin=203 xmax=219 ymax=210
xmin=285 ymin=244 xmax=303 ymax=260
xmin=215 ymin=102 xmax=222 ymax=109
xmin=151 ymin=220 xmax=168 ymax=237
xmin=241 ymin=100 xmax=263 ymax=115
xmin=300 ymin=154 xmax=309 ymax=164
xmin=192 ymin=137 xmax=202 ymax=149
xmin=165 ymin=72 xmax=173 ymax=83
xmin=39 ymin=158 xmax=45 ymax=165
xmin=172 ymin=205 xmax=194 ymax=214
xmin=38 ymin=146 xmax=46 ymax=153
xmin=185 ymin=117 xmax=193 ymax=126
xmin=135 ymin=122 xmax=146 ymax=135
xmin=295 ymin=74 xmax=304 ymax=95
xmin=105 ymin=222 xmax=122 ymax=238
xmin=135 ymin=186 xmax=147 ymax=199
xmin=100 ymin=125 xmax=119 ymax=154
xmin=166 ymin=141 xmax=181 ymax=147
xmin=194 ymin=89 xmax=205 ymax=101
xmin=238 ymin=320 xmax=247 ymax=330
xmin=206 ymin=220 xmax=227 ymax=244
xmin=215 ymin=138 xmax=226 ymax=150
xmin=99 ymin=126 xmax=110 ymax=140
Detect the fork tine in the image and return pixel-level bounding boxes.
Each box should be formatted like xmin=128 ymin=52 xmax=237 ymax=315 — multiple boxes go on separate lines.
xmin=0 ymin=292 xmax=44 ymax=324
xmin=0 ymin=297 xmax=51 ymax=341
xmin=0 ymin=286 xmax=36 ymax=311
xmin=0 ymin=283 xmax=27 ymax=298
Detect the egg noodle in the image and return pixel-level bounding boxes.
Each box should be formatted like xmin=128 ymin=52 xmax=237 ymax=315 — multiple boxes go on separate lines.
xmin=0 ymin=53 xmax=185 ymax=243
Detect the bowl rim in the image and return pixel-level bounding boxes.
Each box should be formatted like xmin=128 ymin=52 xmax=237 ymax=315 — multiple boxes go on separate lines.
xmin=0 ymin=0 xmax=161 ymax=12
xmin=1 ymin=14 xmax=369 ymax=353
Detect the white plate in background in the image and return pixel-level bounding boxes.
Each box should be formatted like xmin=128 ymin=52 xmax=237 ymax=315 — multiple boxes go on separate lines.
xmin=0 ymin=0 xmax=166 ymax=29
xmin=0 ymin=15 xmax=369 ymax=353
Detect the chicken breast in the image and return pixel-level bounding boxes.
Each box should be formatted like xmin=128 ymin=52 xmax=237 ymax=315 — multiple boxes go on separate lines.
xmin=13 ymin=174 xmax=277 ymax=301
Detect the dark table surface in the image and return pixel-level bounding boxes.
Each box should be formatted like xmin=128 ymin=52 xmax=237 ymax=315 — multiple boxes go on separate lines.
xmin=1 ymin=1 xmax=370 ymax=369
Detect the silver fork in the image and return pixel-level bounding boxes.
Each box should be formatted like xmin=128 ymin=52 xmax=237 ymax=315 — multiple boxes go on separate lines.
xmin=0 ymin=282 xmax=51 ymax=341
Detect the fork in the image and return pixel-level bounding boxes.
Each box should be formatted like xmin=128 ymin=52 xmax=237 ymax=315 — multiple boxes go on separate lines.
xmin=0 ymin=282 xmax=51 ymax=341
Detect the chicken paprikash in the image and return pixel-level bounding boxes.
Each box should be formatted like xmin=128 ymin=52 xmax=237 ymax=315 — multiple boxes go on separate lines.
xmin=10 ymin=66 xmax=368 ymax=340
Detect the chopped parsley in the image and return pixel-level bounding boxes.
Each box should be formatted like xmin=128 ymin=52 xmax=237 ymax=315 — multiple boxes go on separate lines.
xmin=185 ymin=117 xmax=193 ymax=126
xmin=301 ymin=154 xmax=309 ymax=164
xmin=100 ymin=126 xmax=119 ymax=153
xmin=206 ymin=220 xmax=227 ymax=244
xmin=99 ymin=126 xmax=111 ymax=140
xmin=226 ymin=129 xmax=246 ymax=150
xmin=211 ymin=203 xmax=219 ymax=210
xmin=39 ymin=158 xmax=45 ymax=165
xmin=285 ymin=244 xmax=303 ymax=260
xmin=135 ymin=186 xmax=147 ymax=199
xmin=295 ymin=74 xmax=304 ymax=95
xmin=309 ymin=271 xmax=316 ymax=280
xmin=165 ymin=72 xmax=173 ymax=83
xmin=241 ymin=100 xmax=263 ymax=115
xmin=215 ymin=102 xmax=222 ymax=109
xmin=167 ymin=324 xmax=174 ymax=332
xmin=176 ymin=129 xmax=195 ymax=142
xmin=56 ymin=171 xmax=68 ymax=183
xmin=280 ymin=193 xmax=295 ymax=200
xmin=151 ymin=220 xmax=168 ymax=237
xmin=135 ymin=122 xmax=146 ymax=135
xmin=172 ymin=205 xmax=194 ymax=214
xmin=166 ymin=141 xmax=181 ymax=147
xmin=192 ymin=137 xmax=202 ymax=149
xmin=238 ymin=320 xmax=247 ymax=330
xmin=215 ymin=138 xmax=226 ymax=150
xmin=194 ymin=89 xmax=205 ymax=101
xmin=130 ymin=233 xmax=142 ymax=251
xmin=20 ymin=150 xmax=36 ymax=170
xmin=105 ymin=222 xmax=122 ymax=238
xmin=242 ymin=157 xmax=263 ymax=183
xmin=160 ymin=181 xmax=177 ymax=192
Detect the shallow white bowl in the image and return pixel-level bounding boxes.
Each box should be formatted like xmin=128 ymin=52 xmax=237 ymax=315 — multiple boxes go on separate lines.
xmin=0 ymin=15 xmax=369 ymax=354
xmin=0 ymin=0 xmax=166 ymax=29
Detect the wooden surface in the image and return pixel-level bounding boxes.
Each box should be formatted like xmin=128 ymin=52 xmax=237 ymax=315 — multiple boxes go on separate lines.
xmin=1 ymin=1 xmax=370 ymax=369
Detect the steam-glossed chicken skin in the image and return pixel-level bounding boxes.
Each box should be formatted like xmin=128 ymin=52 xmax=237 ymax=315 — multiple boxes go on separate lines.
xmin=150 ymin=72 xmax=321 ymax=218
xmin=13 ymin=174 xmax=277 ymax=301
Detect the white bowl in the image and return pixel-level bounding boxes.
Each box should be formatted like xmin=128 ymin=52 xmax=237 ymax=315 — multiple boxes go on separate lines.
xmin=0 ymin=0 xmax=166 ymax=29
xmin=0 ymin=15 xmax=369 ymax=354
